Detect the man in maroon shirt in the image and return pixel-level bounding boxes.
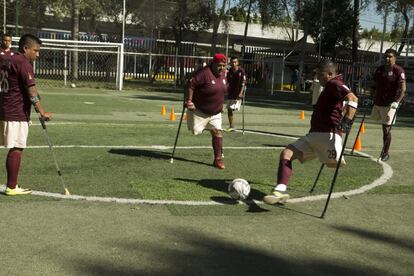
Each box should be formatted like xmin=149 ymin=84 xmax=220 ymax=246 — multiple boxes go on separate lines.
xmin=0 ymin=34 xmax=51 ymax=195
xmin=263 ymin=60 xmax=358 ymax=205
xmin=0 ymin=33 xmax=15 ymax=60
xmin=186 ymin=53 xmax=227 ymax=169
xmin=371 ymin=48 xmax=406 ymax=162
xmin=226 ymin=56 xmax=246 ymax=131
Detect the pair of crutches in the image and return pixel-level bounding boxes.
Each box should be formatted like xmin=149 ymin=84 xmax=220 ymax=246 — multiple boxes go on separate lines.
xmin=310 ymin=106 xmax=400 ymax=218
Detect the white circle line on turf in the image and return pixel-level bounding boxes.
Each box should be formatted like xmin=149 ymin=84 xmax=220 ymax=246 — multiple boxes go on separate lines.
xmin=0 ymin=146 xmax=392 ymax=206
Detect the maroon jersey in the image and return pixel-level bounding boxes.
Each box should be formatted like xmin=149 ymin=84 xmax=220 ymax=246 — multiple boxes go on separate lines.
xmin=191 ymin=66 xmax=227 ymax=115
xmin=0 ymin=49 xmax=16 ymax=62
xmin=310 ymin=75 xmax=351 ymax=133
xmin=373 ymin=64 xmax=405 ymax=106
xmin=0 ymin=52 xmax=35 ymax=121
xmin=227 ymin=67 xmax=246 ymax=99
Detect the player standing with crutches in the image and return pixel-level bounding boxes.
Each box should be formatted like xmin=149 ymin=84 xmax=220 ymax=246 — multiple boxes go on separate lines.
xmin=226 ymin=56 xmax=246 ymax=132
xmin=0 ymin=34 xmax=52 ymax=195
xmin=263 ymin=60 xmax=358 ymax=206
xmin=370 ymin=48 xmax=406 ymax=162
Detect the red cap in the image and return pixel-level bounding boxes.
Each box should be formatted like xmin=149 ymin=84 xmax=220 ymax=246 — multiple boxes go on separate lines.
xmin=213 ymin=53 xmax=227 ymax=63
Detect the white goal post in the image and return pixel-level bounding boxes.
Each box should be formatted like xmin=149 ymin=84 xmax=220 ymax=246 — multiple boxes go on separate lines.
xmin=12 ymin=37 xmax=124 ymax=90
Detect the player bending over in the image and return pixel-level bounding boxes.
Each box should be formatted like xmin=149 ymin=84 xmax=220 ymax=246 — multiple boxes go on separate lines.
xmin=263 ymin=60 xmax=358 ymax=205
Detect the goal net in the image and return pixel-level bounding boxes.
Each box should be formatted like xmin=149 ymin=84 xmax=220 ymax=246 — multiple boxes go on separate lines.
xmin=12 ymin=38 xmax=124 ymax=90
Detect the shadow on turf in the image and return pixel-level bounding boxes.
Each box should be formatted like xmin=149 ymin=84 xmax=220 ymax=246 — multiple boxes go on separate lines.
xmin=108 ymin=148 xmax=210 ymax=167
xmin=332 ymin=225 xmax=414 ymax=252
xmin=65 ymin=227 xmax=388 ymax=275
xmin=176 ymin=177 xmax=269 ymax=213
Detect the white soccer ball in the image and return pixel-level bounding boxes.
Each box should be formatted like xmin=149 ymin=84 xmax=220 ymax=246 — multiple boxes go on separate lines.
xmin=228 ymin=178 xmax=250 ymax=200
xmin=70 ymin=83 xmax=76 ymax=88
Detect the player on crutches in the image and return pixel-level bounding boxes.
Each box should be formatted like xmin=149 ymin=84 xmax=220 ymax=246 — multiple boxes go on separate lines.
xmin=263 ymin=60 xmax=358 ymax=206
xmin=370 ymin=48 xmax=406 ymax=162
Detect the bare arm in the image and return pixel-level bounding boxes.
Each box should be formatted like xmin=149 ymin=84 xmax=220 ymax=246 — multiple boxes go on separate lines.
xmin=186 ymin=86 xmax=196 ymax=111
xmin=27 ymin=85 xmax=52 ymax=120
xmin=397 ymin=80 xmax=406 ymax=103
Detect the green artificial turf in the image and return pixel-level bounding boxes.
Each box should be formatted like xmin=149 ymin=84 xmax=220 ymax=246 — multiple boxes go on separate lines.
xmin=0 ymin=88 xmax=383 ymax=202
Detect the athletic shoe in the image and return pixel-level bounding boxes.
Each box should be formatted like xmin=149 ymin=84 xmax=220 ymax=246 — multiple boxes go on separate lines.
xmin=381 ymin=153 xmax=390 ymax=162
xmin=263 ymin=190 xmax=290 ymax=205
xmin=225 ymin=127 xmax=236 ymax=132
xmin=5 ymin=185 xmax=32 ymax=196
xmin=213 ymin=158 xmax=225 ymax=169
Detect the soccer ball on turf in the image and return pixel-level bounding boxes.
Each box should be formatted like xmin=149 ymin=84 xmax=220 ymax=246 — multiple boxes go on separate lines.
xmin=228 ymin=178 xmax=250 ymax=200
xmin=70 ymin=83 xmax=76 ymax=88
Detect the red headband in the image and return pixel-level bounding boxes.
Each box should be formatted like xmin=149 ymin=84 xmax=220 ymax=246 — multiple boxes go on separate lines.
xmin=213 ymin=53 xmax=226 ymax=63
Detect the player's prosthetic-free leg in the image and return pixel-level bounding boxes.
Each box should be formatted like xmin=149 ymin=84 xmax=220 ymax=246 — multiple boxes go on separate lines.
xmin=378 ymin=107 xmax=399 ymax=162
xmin=170 ymin=103 xmax=186 ymax=164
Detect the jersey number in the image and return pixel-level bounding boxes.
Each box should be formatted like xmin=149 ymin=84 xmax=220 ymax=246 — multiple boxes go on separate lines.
xmin=327 ymin=149 xmax=337 ymax=160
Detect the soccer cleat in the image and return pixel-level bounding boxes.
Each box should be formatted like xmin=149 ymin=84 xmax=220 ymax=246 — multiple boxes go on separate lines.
xmin=213 ymin=158 xmax=225 ymax=169
xmin=5 ymin=185 xmax=32 ymax=196
xmin=225 ymin=127 xmax=236 ymax=132
xmin=263 ymin=190 xmax=290 ymax=205
xmin=381 ymin=153 xmax=390 ymax=162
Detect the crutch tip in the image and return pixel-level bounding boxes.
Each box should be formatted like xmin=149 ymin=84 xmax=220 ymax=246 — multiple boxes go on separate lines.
xmin=170 ymin=158 xmax=174 ymax=164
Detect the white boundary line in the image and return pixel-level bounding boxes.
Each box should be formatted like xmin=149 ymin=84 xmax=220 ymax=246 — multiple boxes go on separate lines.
xmin=0 ymin=143 xmax=392 ymax=205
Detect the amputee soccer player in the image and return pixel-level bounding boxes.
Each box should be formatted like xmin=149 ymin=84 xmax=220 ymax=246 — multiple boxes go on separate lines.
xmin=0 ymin=34 xmax=52 ymax=195
xmin=263 ymin=60 xmax=358 ymax=205
xmin=186 ymin=53 xmax=227 ymax=169
xmin=226 ymin=56 xmax=246 ymax=131
xmin=371 ymin=48 xmax=406 ymax=162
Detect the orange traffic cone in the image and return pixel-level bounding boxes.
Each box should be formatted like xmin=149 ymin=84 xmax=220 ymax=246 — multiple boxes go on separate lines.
xmin=161 ymin=105 xmax=166 ymax=116
xmin=360 ymin=122 xmax=365 ymax=134
xmin=183 ymin=112 xmax=187 ymax=121
xmin=169 ymin=106 xmax=176 ymax=121
xmin=300 ymin=110 xmax=305 ymax=120
xmin=354 ymin=135 xmax=362 ymax=151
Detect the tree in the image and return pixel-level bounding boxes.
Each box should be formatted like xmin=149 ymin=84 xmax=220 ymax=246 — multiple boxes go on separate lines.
xmin=299 ymin=0 xmax=354 ymax=59
xmin=210 ymin=0 xmax=228 ymax=55
xmin=375 ymin=0 xmax=414 ymax=54
xmin=71 ymin=0 xmax=80 ymax=83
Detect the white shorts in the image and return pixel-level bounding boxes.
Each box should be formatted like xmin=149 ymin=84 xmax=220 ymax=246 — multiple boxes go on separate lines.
xmin=290 ymin=132 xmax=346 ymax=168
xmin=187 ymin=109 xmax=222 ymax=135
xmin=226 ymin=99 xmax=241 ymax=111
xmin=371 ymin=105 xmax=397 ymax=126
xmin=0 ymin=121 xmax=30 ymax=148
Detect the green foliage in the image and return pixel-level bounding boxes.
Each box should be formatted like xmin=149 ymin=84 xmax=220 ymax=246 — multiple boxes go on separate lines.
xmin=360 ymin=26 xmax=392 ymax=41
xmin=300 ymin=0 xmax=354 ymax=57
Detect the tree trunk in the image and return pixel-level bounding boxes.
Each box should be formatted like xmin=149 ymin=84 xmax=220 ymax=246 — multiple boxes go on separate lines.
xmin=241 ymin=0 xmax=253 ymax=58
xmin=71 ymin=0 xmax=80 ymax=83
xmin=210 ymin=0 xmax=227 ymax=55
xmin=351 ymin=0 xmax=360 ymax=92
xmin=397 ymin=3 xmax=410 ymax=55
